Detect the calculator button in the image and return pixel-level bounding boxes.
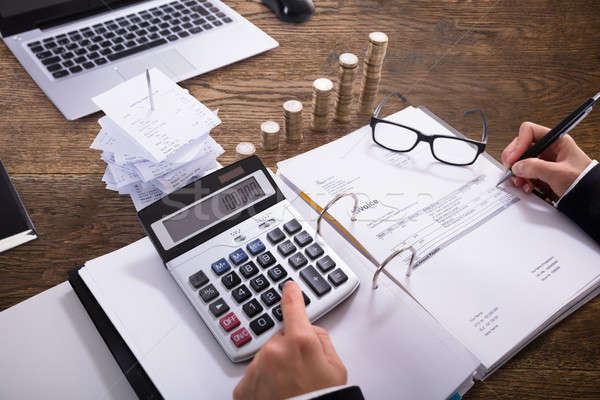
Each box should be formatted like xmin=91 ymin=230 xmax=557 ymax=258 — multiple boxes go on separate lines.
xmin=221 ymin=271 xmax=241 ymax=289
xmin=239 ymin=261 xmax=259 ymax=278
xmin=328 ymin=268 xmax=348 ymax=286
xmin=229 ymin=248 xmax=249 ymax=265
xmin=283 ymin=219 xmax=302 ymax=234
xmin=211 ymin=258 xmax=231 ymax=275
xmin=219 ymin=312 xmax=240 ymax=332
xmin=209 ymin=298 xmax=230 ymax=317
xmin=305 ymin=243 xmax=324 ymax=260
xmin=231 ymin=327 xmax=252 ymax=347
xmin=189 ymin=270 xmax=209 ymax=288
xmin=267 ymin=264 xmax=288 ymax=282
xmin=199 ymin=284 xmax=219 ymax=303
xmin=277 ymin=240 xmax=296 ymax=257
xmin=257 ymin=251 xmax=276 ymax=268
xmin=250 ymin=274 xmax=269 ymax=292
xmin=232 ymin=284 xmax=252 ymax=303
xmin=242 ymin=298 xmax=264 ymax=318
xmin=260 ymin=288 xmax=281 ymax=307
xmin=288 ymin=252 xmax=308 ymax=269
xmin=316 ymin=255 xmax=336 ymax=272
xmin=300 ymin=266 xmax=332 ymax=297
xmin=267 ymin=227 xmax=285 ymax=244
xmin=272 ymin=305 xmax=283 ymax=321
xmin=250 ymin=313 xmax=275 ymax=336
xmin=293 ymin=231 xmax=313 ymax=247
xmin=246 ymin=238 xmax=266 ymax=255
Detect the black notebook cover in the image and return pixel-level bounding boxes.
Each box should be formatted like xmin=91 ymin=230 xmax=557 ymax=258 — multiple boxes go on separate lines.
xmin=68 ymin=268 xmax=163 ymax=400
xmin=0 ymin=157 xmax=36 ymax=249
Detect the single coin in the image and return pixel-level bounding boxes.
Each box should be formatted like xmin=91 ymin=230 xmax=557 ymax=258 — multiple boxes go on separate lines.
xmin=313 ymin=78 xmax=334 ymax=92
xmin=283 ymin=100 xmax=303 ymax=113
xmin=339 ymin=53 xmax=359 ymax=68
xmin=236 ymin=142 xmax=256 ymax=156
xmin=369 ymin=32 xmax=389 ymax=45
xmin=261 ymin=120 xmax=280 ymax=134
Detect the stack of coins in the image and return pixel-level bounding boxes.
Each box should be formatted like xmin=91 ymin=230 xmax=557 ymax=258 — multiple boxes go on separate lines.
xmin=283 ymin=100 xmax=303 ymax=143
xmin=335 ymin=53 xmax=359 ymax=123
xmin=261 ymin=121 xmax=280 ymax=150
xmin=235 ymin=142 xmax=256 ymax=159
xmin=311 ymin=78 xmax=333 ymax=132
xmin=358 ymin=32 xmax=389 ymax=114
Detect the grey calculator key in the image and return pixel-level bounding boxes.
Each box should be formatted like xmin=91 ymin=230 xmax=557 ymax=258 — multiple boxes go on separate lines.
xmin=260 ymin=288 xmax=281 ymax=307
xmin=209 ymin=298 xmax=229 ymax=317
xmin=293 ymin=231 xmax=313 ymax=247
xmin=328 ymin=268 xmax=348 ymax=286
xmin=199 ymin=283 xmax=219 ymax=302
xmin=267 ymin=227 xmax=285 ymax=244
xmin=300 ymin=266 xmax=331 ymax=297
xmin=250 ymin=274 xmax=269 ymax=292
xmin=189 ymin=269 xmax=209 ymax=288
xmin=242 ymin=298 xmax=263 ymax=318
xmin=249 ymin=313 xmax=274 ymax=336
xmin=221 ymin=270 xmax=241 ymax=289
xmin=257 ymin=251 xmax=276 ymax=268
xmin=267 ymin=264 xmax=287 ymax=282
xmin=272 ymin=305 xmax=283 ymax=321
xmin=305 ymin=243 xmax=324 ymax=260
xmin=232 ymin=284 xmax=252 ymax=304
xmin=316 ymin=255 xmax=336 ymax=272
xmin=288 ymin=252 xmax=308 ymax=270
xmin=283 ymin=219 xmax=301 ymax=234
xmin=239 ymin=261 xmax=259 ymax=278
xmin=277 ymin=240 xmax=296 ymax=257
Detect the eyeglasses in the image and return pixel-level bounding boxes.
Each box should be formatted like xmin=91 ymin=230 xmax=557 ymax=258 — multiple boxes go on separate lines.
xmin=370 ymin=92 xmax=488 ymax=166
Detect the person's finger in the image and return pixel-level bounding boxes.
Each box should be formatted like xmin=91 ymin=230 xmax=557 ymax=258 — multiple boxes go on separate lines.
xmin=501 ymin=137 xmax=518 ymax=168
xmin=507 ymin=122 xmax=551 ymax=165
xmin=512 ymin=158 xmax=564 ymax=183
xmin=281 ymin=281 xmax=312 ymax=335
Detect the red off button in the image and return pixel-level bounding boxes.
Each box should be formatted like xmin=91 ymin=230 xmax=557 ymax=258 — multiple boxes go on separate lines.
xmin=231 ymin=327 xmax=252 ymax=348
xmin=220 ymin=312 xmax=241 ymax=332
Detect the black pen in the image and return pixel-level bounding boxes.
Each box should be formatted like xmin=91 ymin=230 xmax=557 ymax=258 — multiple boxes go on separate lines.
xmin=497 ymin=92 xmax=600 ymax=186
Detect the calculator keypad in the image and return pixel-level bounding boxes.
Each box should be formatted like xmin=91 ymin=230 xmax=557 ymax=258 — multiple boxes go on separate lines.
xmin=185 ymin=217 xmax=353 ymax=356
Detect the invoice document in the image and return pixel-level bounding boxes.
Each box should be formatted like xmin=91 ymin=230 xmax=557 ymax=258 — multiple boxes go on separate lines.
xmin=278 ymin=106 xmax=600 ymax=370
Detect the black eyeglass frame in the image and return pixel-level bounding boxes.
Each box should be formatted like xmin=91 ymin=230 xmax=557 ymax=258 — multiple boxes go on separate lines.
xmin=370 ymin=92 xmax=488 ymax=166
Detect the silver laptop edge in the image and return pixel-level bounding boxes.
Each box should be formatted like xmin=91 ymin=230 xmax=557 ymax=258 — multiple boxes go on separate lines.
xmin=2 ymin=0 xmax=278 ymax=120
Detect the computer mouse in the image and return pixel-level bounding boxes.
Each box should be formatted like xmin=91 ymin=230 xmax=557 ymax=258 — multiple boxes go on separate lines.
xmin=262 ymin=0 xmax=315 ymax=23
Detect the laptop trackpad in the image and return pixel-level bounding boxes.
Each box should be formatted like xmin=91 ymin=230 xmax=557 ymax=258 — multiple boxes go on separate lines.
xmin=115 ymin=49 xmax=196 ymax=80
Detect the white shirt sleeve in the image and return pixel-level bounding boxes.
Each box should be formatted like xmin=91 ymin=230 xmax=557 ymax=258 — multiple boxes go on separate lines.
xmin=286 ymin=385 xmax=350 ymax=400
xmin=554 ymin=160 xmax=598 ymax=207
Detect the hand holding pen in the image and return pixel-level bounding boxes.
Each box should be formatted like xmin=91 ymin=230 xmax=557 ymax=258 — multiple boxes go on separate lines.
xmin=498 ymin=93 xmax=599 ymax=198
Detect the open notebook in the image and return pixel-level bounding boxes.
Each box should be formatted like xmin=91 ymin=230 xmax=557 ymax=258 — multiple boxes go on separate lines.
xmin=277 ymin=106 xmax=600 ymax=378
xmin=67 ymin=170 xmax=482 ymax=400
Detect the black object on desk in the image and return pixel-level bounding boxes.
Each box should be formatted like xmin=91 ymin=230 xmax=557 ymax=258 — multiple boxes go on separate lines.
xmin=0 ymin=158 xmax=37 ymax=253
xmin=262 ymin=0 xmax=315 ymax=22
xmin=497 ymin=92 xmax=600 ymax=186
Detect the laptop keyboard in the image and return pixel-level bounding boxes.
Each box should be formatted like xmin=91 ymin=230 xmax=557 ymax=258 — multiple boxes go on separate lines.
xmin=26 ymin=0 xmax=233 ymax=80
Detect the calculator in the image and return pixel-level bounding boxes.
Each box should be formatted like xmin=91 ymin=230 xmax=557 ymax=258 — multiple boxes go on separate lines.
xmin=138 ymin=156 xmax=359 ymax=362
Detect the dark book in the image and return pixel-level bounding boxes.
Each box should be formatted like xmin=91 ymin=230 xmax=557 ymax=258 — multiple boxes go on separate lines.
xmin=0 ymin=158 xmax=36 ymax=252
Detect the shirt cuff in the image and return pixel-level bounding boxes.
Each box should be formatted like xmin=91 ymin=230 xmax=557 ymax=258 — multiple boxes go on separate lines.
xmin=286 ymin=385 xmax=350 ymax=400
xmin=554 ymin=160 xmax=598 ymax=207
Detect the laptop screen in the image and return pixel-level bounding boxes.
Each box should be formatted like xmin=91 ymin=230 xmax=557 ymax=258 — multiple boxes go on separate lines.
xmin=0 ymin=0 xmax=144 ymax=37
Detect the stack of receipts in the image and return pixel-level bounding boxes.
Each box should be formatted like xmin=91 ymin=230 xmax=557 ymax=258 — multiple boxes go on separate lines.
xmin=90 ymin=68 xmax=224 ymax=210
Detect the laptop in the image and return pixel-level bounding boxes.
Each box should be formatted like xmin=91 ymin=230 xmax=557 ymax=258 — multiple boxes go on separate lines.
xmin=0 ymin=0 xmax=278 ymax=120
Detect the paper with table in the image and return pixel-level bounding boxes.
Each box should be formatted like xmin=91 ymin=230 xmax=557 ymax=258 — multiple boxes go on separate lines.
xmin=90 ymin=68 xmax=223 ymax=211
xmin=277 ymin=105 xmax=600 ymax=372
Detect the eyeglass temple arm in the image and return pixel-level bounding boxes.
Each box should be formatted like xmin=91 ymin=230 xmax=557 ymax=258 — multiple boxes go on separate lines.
xmin=373 ymin=92 xmax=408 ymax=119
xmin=372 ymin=245 xmax=416 ymax=289
xmin=464 ymin=109 xmax=488 ymax=143
xmin=316 ymin=193 xmax=359 ymax=237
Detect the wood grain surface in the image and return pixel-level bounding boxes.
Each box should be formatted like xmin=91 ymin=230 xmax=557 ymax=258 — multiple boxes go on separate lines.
xmin=1 ymin=0 xmax=599 ymax=398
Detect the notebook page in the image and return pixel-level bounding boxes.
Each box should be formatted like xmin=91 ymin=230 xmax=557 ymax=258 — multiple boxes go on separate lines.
xmin=277 ymin=106 xmax=600 ymax=369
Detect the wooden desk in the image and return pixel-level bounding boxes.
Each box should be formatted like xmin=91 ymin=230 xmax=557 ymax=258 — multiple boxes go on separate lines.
xmin=1 ymin=0 xmax=599 ymax=398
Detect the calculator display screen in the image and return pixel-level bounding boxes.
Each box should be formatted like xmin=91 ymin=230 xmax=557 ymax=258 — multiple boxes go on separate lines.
xmin=162 ymin=177 xmax=266 ymax=243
